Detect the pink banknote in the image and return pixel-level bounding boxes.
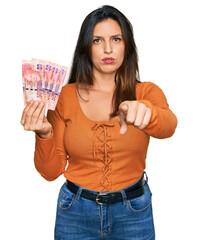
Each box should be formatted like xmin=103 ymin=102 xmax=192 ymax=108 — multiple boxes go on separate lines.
xmin=22 ymin=59 xmax=68 ymax=111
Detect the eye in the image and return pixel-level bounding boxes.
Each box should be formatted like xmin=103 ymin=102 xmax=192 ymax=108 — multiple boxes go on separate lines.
xmin=113 ymin=37 xmax=122 ymax=42
xmin=93 ymin=38 xmax=102 ymax=44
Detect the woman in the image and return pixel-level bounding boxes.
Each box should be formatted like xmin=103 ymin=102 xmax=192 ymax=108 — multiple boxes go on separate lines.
xmin=21 ymin=5 xmax=177 ymax=240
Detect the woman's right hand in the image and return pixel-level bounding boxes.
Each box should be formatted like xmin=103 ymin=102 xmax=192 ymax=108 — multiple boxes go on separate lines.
xmin=20 ymin=100 xmax=52 ymax=139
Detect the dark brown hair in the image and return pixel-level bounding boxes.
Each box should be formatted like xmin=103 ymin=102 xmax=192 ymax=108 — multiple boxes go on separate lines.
xmin=68 ymin=5 xmax=140 ymax=118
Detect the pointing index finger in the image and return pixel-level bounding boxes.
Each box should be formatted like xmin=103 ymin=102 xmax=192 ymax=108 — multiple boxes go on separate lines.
xmin=118 ymin=103 xmax=129 ymax=135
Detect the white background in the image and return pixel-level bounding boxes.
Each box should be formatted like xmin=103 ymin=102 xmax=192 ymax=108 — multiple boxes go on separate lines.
xmin=0 ymin=0 xmax=197 ymax=239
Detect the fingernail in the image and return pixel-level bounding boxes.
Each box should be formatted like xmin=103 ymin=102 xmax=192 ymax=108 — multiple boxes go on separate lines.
xmin=28 ymin=99 xmax=33 ymax=104
xmin=119 ymin=128 xmax=124 ymax=135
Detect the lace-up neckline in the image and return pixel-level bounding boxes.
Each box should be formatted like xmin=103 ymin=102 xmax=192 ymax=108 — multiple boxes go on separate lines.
xmin=74 ymin=84 xmax=117 ymax=191
xmin=91 ymin=122 xmax=114 ymax=191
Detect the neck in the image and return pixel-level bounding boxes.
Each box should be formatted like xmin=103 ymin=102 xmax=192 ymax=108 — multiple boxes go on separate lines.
xmin=92 ymin=70 xmax=116 ymax=92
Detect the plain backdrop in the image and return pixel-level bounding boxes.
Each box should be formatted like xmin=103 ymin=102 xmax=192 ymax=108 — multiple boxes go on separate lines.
xmin=0 ymin=0 xmax=198 ymax=239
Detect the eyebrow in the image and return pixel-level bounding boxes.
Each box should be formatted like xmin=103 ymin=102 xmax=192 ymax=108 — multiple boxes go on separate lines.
xmin=93 ymin=34 xmax=123 ymax=38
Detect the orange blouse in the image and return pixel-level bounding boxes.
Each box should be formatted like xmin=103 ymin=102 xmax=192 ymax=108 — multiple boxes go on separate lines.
xmin=34 ymin=82 xmax=177 ymax=191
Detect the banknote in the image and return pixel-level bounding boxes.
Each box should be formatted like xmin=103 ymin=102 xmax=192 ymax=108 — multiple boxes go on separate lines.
xmin=22 ymin=59 xmax=68 ymax=110
xmin=22 ymin=60 xmax=42 ymax=105
xmin=51 ymin=65 xmax=68 ymax=110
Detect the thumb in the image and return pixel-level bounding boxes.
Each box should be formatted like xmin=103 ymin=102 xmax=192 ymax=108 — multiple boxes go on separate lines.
xmin=119 ymin=103 xmax=128 ymax=114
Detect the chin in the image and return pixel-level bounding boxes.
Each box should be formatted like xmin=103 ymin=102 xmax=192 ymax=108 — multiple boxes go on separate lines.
xmin=100 ymin=66 xmax=119 ymax=74
xmin=100 ymin=69 xmax=117 ymax=75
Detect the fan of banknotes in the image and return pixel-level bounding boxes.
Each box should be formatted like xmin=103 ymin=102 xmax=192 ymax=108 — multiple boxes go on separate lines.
xmin=22 ymin=58 xmax=68 ymax=111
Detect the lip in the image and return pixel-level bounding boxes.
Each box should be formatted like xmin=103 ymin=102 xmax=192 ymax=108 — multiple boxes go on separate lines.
xmin=102 ymin=58 xmax=115 ymax=64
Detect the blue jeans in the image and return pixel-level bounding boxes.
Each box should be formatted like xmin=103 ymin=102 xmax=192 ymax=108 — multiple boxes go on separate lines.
xmin=54 ymin=174 xmax=155 ymax=240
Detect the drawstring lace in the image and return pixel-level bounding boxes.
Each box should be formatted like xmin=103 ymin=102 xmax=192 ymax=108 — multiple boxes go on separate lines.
xmin=91 ymin=122 xmax=114 ymax=191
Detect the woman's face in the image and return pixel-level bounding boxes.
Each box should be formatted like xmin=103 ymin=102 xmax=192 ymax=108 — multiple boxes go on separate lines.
xmin=91 ymin=18 xmax=125 ymax=76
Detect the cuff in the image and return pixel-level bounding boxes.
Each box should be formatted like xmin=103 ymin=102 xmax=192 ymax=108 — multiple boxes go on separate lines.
xmin=35 ymin=130 xmax=54 ymax=143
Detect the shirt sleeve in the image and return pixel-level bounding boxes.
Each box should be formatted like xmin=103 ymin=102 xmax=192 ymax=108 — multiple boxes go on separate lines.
xmin=137 ymin=82 xmax=178 ymax=139
xmin=34 ymin=92 xmax=67 ymax=181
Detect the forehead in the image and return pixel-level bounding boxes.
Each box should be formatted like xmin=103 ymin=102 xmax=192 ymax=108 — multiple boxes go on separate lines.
xmin=93 ymin=19 xmax=122 ymax=36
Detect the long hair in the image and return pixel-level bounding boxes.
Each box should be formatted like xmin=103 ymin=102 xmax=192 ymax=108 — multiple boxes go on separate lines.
xmin=68 ymin=5 xmax=140 ymax=118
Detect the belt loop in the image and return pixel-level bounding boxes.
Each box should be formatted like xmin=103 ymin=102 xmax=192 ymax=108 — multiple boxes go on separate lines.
xmin=120 ymin=190 xmax=127 ymax=205
xmin=144 ymin=171 xmax=148 ymax=183
xmin=74 ymin=186 xmax=82 ymax=202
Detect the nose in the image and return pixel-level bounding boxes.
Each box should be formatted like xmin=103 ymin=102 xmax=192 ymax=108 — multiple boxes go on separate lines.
xmin=104 ymin=41 xmax=112 ymax=54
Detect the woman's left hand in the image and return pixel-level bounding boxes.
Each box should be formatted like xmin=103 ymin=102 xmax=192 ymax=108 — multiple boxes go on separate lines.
xmin=118 ymin=101 xmax=152 ymax=135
